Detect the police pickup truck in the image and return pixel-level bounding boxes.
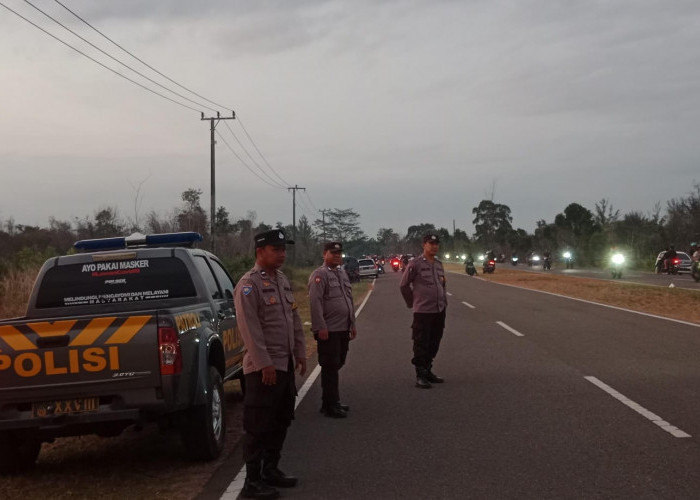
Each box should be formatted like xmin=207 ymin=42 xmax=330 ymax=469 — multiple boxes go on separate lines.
xmin=0 ymin=232 xmax=244 ymax=473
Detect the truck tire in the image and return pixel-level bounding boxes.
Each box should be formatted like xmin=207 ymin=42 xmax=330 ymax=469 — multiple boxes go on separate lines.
xmin=0 ymin=431 xmax=41 ymax=474
xmin=181 ymin=366 xmax=226 ymax=461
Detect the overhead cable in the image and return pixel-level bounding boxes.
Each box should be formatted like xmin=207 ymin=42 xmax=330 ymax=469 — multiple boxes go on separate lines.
xmin=24 ymin=0 xmax=218 ymax=113
xmin=0 ymin=1 xmax=201 ymax=112
xmin=52 ymin=0 xmax=235 ymax=113
xmin=215 ymin=130 xmax=286 ymax=190
xmin=222 ymin=121 xmax=288 ymax=189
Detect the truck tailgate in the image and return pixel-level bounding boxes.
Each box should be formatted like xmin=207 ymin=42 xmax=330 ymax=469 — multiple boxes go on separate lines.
xmin=0 ymin=313 xmax=160 ymax=400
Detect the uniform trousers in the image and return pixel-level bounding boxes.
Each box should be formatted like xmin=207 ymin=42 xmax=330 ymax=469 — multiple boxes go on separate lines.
xmin=411 ymin=310 xmax=446 ymax=369
xmin=242 ymin=358 xmax=297 ymax=463
xmin=315 ymin=331 xmax=350 ymax=407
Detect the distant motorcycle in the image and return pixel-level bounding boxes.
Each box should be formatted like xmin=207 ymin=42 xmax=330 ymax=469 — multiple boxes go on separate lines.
xmin=511 ymin=256 xmax=519 ymax=266
xmin=465 ymin=260 xmax=477 ymax=276
xmin=482 ymin=259 xmax=496 ymax=274
xmin=391 ymin=259 xmax=400 ymax=272
xmin=563 ymin=251 xmax=574 ymax=269
xmin=611 ymin=253 xmax=625 ymax=279
xmin=543 ymin=256 xmax=552 ymax=271
xmin=665 ymin=257 xmax=680 ymax=275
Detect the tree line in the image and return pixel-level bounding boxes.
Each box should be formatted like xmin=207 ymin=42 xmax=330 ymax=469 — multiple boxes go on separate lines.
xmin=1 ymin=184 xmax=699 ymax=277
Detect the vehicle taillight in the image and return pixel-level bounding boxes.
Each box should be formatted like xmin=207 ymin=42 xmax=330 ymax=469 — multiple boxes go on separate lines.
xmin=672 ymin=258 xmax=680 ymax=265
xmin=158 ymin=319 xmax=182 ymax=375
xmin=489 ymin=260 xmax=495 ymax=265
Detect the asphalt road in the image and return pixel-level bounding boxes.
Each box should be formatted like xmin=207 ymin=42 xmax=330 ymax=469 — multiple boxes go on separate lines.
xmin=507 ymin=263 xmax=700 ymax=291
xmin=210 ymin=269 xmax=700 ymax=499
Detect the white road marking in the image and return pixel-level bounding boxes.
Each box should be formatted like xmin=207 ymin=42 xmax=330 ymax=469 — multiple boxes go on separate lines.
xmin=221 ymin=278 xmax=375 ymax=499
xmin=496 ymin=321 xmax=524 ymax=337
xmin=448 ymin=271 xmax=700 ymax=329
xmin=447 ymin=292 xmax=453 ymax=296
xmin=461 ymin=301 xmax=475 ymax=309
xmin=584 ymin=376 xmax=691 ymax=438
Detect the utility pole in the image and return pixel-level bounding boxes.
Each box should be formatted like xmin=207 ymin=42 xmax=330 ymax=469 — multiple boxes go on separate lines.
xmin=288 ymin=185 xmax=306 ymax=263
xmin=319 ymin=209 xmax=331 ymax=241
xmin=201 ymin=111 xmax=235 ymax=252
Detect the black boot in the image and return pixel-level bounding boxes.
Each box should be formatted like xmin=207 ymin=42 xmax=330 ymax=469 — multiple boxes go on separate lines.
xmin=426 ymin=364 xmax=444 ymax=384
xmin=415 ymin=368 xmax=432 ymax=389
xmin=320 ymin=403 xmax=348 ymax=418
xmin=242 ymin=461 xmax=279 ymax=499
xmin=262 ymin=453 xmax=298 ymax=488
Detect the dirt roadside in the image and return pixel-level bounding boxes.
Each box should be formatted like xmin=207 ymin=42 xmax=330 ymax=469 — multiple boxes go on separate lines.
xmin=444 ymin=263 xmax=700 ymax=324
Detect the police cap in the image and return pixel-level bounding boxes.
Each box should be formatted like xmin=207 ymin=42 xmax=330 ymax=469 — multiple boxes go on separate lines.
xmin=255 ymin=229 xmax=295 ymax=248
xmin=423 ymin=233 xmax=440 ymax=244
xmin=323 ymin=241 xmax=343 ymax=252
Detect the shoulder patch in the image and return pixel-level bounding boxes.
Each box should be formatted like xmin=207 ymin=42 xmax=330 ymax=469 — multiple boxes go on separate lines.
xmin=242 ymin=285 xmax=253 ymax=296
xmin=314 ymin=276 xmax=322 ymax=284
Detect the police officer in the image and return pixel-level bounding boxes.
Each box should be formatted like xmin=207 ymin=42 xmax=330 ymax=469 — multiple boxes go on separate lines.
xmin=399 ymin=233 xmax=447 ymax=389
xmin=308 ymin=242 xmax=357 ymax=418
xmin=234 ymin=229 xmax=307 ymax=499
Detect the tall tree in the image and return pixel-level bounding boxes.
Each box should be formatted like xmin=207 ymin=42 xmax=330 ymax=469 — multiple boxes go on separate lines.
xmin=177 ymin=188 xmax=208 ymax=235
xmin=313 ymin=208 xmax=364 ymax=242
xmin=472 ymin=200 xmax=512 ymax=249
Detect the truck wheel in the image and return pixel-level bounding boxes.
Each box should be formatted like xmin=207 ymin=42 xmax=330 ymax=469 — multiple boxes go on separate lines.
xmin=0 ymin=432 xmax=41 ymax=474
xmin=181 ymin=366 xmax=226 ymax=461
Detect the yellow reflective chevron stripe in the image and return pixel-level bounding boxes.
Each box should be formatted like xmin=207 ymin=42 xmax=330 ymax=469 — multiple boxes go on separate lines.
xmin=0 ymin=325 xmax=37 ymax=351
xmin=105 ymin=315 xmax=151 ymax=344
xmin=70 ymin=317 xmax=117 ymax=346
xmin=27 ymin=320 xmax=78 ymax=337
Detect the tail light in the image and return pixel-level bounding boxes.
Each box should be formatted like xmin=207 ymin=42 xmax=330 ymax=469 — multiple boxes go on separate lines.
xmin=158 ymin=318 xmax=182 ymax=375
xmin=672 ymin=258 xmax=680 ymax=265
xmin=488 ymin=260 xmax=495 ymax=265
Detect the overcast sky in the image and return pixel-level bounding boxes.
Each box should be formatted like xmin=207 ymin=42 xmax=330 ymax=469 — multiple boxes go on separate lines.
xmin=1 ymin=0 xmax=699 ymax=238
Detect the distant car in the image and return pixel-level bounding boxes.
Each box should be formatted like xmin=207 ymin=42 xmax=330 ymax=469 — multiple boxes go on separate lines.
xmin=654 ymin=251 xmax=692 ymax=274
xmin=357 ymin=258 xmax=378 ymax=279
xmin=342 ymin=257 xmax=360 ymax=282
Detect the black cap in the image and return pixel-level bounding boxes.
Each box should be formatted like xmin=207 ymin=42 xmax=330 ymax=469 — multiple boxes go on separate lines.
xmin=254 ymin=229 xmax=295 ymax=248
xmin=323 ymin=241 xmax=343 ymax=252
xmin=423 ymin=233 xmax=440 ymax=244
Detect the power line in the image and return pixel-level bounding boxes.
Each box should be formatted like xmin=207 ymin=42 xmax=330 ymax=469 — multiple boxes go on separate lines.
xmin=23 ymin=0 xmax=219 ymax=113
xmin=302 ymin=190 xmax=319 ymax=213
xmin=236 ymin=117 xmax=291 ymax=187
xmin=215 ymin=130 xmax=285 ymax=190
xmin=52 ymin=0 xmax=235 ymax=113
xmin=222 ymin=120 xmax=287 ymax=189
xmin=0 ymin=1 xmax=201 ymax=113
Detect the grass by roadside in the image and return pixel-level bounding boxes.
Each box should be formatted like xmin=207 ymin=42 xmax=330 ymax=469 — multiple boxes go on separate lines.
xmin=444 ymin=263 xmax=700 ymax=324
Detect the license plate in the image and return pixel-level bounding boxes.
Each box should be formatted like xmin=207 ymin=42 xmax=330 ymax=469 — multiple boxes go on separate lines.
xmin=32 ymin=397 xmax=99 ymax=418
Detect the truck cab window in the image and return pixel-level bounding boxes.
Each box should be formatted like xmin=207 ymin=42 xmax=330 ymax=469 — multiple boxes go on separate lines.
xmin=211 ymin=260 xmax=235 ymax=301
xmin=193 ymin=256 xmax=222 ymax=300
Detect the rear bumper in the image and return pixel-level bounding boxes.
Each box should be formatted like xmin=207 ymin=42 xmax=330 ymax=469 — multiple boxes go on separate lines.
xmin=0 ymin=387 xmax=170 ymax=437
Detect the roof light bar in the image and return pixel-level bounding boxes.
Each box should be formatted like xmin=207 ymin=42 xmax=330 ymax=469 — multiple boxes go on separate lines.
xmin=75 ymin=232 xmax=203 ymax=251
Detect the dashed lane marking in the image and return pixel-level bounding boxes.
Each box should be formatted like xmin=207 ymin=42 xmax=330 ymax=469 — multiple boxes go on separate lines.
xmin=461 ymin=301 xmax=475 ymax=309
xmin=585 ymin=376 xmax=691 ymax=438
xmin=496 ymin=321 xmax=524 ymax=337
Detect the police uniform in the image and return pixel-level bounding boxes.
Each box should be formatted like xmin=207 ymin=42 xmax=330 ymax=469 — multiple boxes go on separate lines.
xmin=308 ymin=242 xmax=355 ymax=418
xmin=399 ymin=234 xmax=447 ymax=388
xmin=234 ymin=229 xmax=305 ymax=498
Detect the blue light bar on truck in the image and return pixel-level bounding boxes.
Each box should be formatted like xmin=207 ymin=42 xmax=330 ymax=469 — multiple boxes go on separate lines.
xmin=74 ymin=232 xmax=203 ymax=251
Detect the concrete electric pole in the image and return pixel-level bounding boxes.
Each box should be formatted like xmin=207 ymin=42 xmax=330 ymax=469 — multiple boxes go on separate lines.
xmin=201 ymin=111 xmax=235 ymax=252
xmin=288 ymin=185 xmax=306 ymax=263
